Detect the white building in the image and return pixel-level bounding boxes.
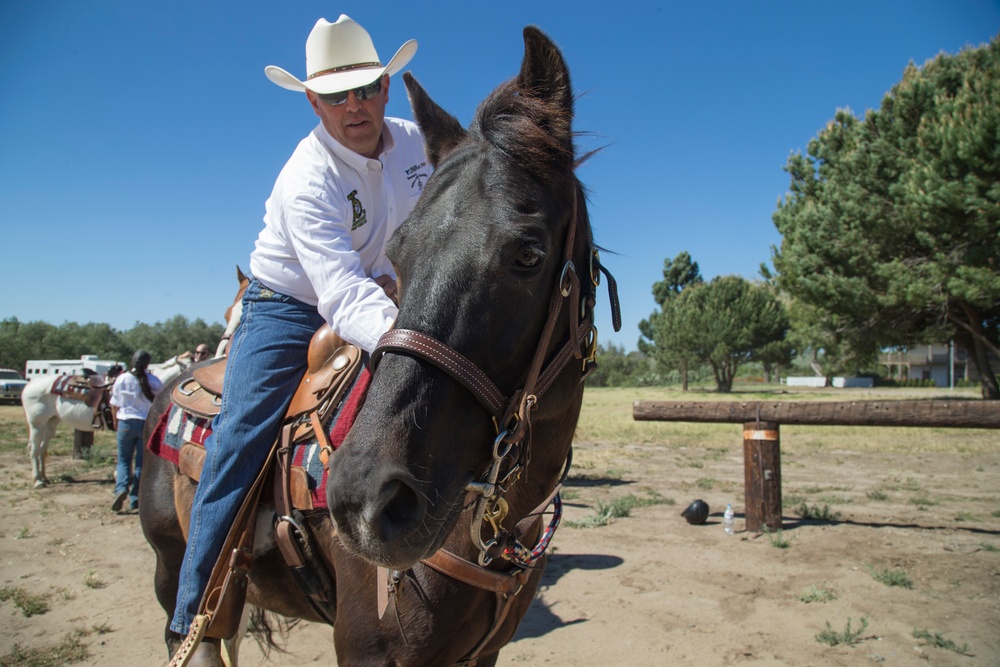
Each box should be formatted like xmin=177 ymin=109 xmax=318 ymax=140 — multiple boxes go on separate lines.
xmin=879 ymin=344 xmax=967 ymax=387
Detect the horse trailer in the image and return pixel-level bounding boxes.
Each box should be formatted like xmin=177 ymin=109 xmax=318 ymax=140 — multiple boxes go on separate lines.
xmin=25 ymin=355 xmax=124 ymax=379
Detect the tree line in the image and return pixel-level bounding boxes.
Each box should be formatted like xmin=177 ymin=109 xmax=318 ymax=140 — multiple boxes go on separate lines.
xmin=633 ymin=36 xmax=999 ymax=398
xmin=0 ymin=315 xmax=225 ymax=373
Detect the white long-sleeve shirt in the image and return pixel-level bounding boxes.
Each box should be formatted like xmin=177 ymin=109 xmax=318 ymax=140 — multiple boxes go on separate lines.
xmin=110 ymin=371 xmax=163 ymax=421
xmin=249 ymin=118 xmax=431 ymax=352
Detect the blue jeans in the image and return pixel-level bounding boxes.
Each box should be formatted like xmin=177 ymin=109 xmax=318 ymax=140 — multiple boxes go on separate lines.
xmin=170 ymin=279 xmax=325 ymax=635
xmin=115 ymin=418 xmax=145 ymax=507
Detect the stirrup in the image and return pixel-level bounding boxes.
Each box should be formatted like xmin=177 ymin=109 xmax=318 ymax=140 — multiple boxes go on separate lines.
xmin=168 ymin=614 xmax=209 ymax=667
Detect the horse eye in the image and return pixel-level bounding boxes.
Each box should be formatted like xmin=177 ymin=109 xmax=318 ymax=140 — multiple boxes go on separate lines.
xmin=514 ymin=200 xmax=540 ymax=215
xmin=514 ymin=245 xmax=544 ymax=269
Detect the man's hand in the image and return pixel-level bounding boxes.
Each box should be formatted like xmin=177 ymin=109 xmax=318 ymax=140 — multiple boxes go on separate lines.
xmin=375 ymin=275 xmax=398 ymax=305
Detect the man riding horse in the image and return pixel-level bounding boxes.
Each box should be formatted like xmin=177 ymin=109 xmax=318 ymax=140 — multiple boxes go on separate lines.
xmin=168 ymin=15 xmax=430 ymax=665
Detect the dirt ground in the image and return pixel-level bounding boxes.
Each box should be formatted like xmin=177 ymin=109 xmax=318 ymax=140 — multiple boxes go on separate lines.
xmin=1 ymin=402 xmax=998 ymax=666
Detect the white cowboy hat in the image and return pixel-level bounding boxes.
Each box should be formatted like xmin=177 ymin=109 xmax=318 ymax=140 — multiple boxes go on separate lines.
xmin=265 ymin=15 xmax=417 ymax=95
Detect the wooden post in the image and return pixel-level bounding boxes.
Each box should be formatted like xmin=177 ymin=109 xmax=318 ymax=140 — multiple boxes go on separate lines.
xmin=743 ymin=421 xmax=781 ymax=533
xmin=73 ymin=430 xmax=93 ymax=460
xmin=633 ymin=399 xmax=1000 ymax=533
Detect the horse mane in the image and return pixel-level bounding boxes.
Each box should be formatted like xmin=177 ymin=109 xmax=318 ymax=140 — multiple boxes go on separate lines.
xmin=471 ymin=80 xmax=575 ymax=190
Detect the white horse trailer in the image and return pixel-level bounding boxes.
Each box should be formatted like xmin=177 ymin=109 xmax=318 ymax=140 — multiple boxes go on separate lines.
xmin=25 ymin=355 xmax=123 ymax=379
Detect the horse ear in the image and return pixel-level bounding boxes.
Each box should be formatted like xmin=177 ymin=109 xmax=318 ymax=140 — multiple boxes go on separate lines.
xmin=404 ymin=72 xmax=467 ymax=167
xmin=517 ymin=27 xmax=574 ymax=122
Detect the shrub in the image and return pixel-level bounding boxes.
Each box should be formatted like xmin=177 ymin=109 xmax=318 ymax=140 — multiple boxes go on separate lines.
xmin=799 ymin=585 xmax=836 ymax=603
xmin=867 ymin=565 xmax=913 ymax=589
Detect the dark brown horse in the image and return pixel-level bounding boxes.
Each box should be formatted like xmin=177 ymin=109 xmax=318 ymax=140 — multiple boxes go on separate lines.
xmin=141 ymin=27 xmax=615 ymax=666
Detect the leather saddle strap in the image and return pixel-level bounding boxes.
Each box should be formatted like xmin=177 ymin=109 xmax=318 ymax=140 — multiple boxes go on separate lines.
xmin=273 ymin=425 xmax=304 ymax=566
xmin=197 ymin=431 xmax=278 ymax=638
xmin=273 ymin=424 xmax=337 ymax=625
xmin=309 ymin=410 xmax=334 ymax=468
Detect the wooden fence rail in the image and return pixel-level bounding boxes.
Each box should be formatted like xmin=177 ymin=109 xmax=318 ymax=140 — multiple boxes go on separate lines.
xmin=632 ymin=400 xmax=1000 ymax=429
xmin=631 ymin=399 xmax=999 ymax=532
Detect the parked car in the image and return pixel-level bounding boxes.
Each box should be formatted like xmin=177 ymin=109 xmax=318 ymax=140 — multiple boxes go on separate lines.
xmin=0 ymin=368 xmax=29 ymax=404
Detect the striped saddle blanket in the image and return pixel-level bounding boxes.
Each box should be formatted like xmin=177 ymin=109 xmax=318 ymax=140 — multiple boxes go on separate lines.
xmin=148 ymin=369 xmax=370 ymax=510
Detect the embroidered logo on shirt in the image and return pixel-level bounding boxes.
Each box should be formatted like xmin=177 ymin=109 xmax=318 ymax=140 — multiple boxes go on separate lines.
xmin=347 ymin=190 xmax=368 ymax=231
xmin=406 ymin=161 xmax=429 ymax=191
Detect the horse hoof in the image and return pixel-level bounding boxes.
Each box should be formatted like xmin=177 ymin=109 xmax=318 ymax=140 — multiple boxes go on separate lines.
xmin=33 ymin=480 xmax=46 ymax=489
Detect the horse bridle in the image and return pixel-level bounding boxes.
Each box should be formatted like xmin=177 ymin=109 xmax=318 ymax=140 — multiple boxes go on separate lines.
xmin=369 ymin=188 xmax=621 ymax=566
xmin=367 ymin=187 xmax=620 ymax=666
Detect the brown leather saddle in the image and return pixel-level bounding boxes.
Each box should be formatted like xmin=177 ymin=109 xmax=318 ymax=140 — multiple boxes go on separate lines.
xmin=167 ymin=324 xmax=363 ymax=640
xmin=173 ymin=324 xmax=361 ymax=431
xmin=55 ymin=376 xmax=114 ymax=430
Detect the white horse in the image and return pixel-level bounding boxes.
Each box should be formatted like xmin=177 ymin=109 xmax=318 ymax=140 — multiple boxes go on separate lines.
xmin=22 ymin=268 xmax=250 ymax=489
xmin=150 ymin=352 xmax=194 ymax=385
xmin=22 ymin=374 xmax=113 ymax=488
xmin=21 ymin=354 xmax=191 ymax=489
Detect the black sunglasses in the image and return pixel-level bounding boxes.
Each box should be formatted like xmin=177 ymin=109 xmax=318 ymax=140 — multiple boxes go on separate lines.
xmin=317 ymin=78 xmax=383 ymax=106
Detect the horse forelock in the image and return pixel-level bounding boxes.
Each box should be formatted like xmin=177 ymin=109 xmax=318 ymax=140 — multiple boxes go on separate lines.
xmin=470 ymin=80 xmax=596 ymax=276
xmin=472 ymin=80 xmax=575 ymax=190
xmin=464 ymin=81 xmax=597 ymax=307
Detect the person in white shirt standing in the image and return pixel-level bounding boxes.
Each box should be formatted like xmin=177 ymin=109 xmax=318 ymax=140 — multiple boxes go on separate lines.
xmin=110 ymin=350 xmax=163 ymax=512
xmin=168 ymin=15 xmax=431 ymax=664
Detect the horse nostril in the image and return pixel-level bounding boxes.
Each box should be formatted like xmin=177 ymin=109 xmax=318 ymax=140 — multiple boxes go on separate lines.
xmin=367 ymin=477 xmax=422 ymax=542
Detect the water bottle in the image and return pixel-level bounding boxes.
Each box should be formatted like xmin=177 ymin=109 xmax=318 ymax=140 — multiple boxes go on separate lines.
xmin=723 ymin=504 xmax=735 ymax=535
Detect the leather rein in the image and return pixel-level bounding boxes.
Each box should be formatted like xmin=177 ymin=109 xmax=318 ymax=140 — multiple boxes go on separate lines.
xmin=367 ymin=188 xmax=620 ymax=663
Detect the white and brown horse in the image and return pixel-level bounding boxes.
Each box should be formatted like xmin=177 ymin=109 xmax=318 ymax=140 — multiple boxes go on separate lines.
xmin=150 ymin=352 xmax=195 ymax=385
xmin=22 ymin=269 xmax=249 ymax=489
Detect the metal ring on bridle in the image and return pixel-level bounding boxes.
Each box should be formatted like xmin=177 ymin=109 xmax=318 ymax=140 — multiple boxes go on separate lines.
xmin=492 ymin=432 xmax=515 ymax=462
xmin=560 ymin=261 xmax=576 ymax=297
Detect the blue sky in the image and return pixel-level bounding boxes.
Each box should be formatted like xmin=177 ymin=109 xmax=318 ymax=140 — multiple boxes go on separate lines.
xmin=3 ymin=1 xmax=998 ymax=352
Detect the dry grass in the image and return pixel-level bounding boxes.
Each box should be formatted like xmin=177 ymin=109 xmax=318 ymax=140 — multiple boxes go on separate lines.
xmin=575 ymin=385 xmax=995 ymax=455
xmin=0 ymin=406 xmax=117 ymax=457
